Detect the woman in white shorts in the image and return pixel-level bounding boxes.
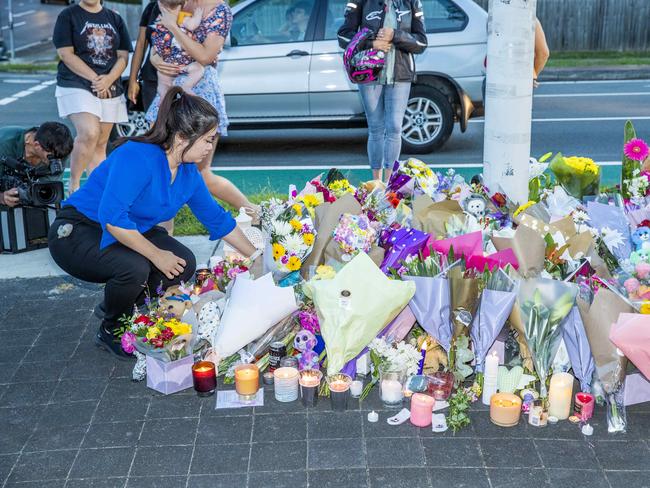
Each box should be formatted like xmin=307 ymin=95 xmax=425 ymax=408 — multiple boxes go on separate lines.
xmin=53 ymin=0 xmax=132 ymax=193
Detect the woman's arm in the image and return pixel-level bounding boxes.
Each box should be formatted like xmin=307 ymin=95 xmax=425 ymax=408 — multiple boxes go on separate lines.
xmin=337 ymin=0 xmax=363 ymax=49
xmin=533 ymin=19 xmax=550 ymax=81
xmin=128 ymin=27 xmax=148 ymax=104
xmin=56 ymin=46 xmax=99 ymax=83
xmin=150 ymin=52 xmax=183 ymax=77
xmin=386 ymin=0 xmax=427 ymax=54
xmin=159 ymin=5 xmax=224 ymax=66
xmin=222 ymin=226 xmax=257 ymax=258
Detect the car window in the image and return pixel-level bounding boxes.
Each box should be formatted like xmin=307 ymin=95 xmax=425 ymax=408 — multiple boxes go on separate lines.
xmin=324 ymin=0 xmax=467 ymax=40
xmin=231 ymin=0 xmax=316 ymax=46
xmin=421 ymin=0 xmax=468 ymax=33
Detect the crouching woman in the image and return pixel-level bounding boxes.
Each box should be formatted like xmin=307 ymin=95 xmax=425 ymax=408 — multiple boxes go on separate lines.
xmin=48 ymin=87 xmax=259 ymax=359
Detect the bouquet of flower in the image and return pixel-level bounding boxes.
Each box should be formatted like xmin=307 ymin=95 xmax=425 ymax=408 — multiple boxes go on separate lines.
xmin=621 ymin=120 xmax=649 ymax=200
xmin=211 ymin=256 xmax=250 ymax=292
xmin=262 ymin=201 xmax=316 ymax=277
xmin=387 ymin=158 xmax=439 ymax=198
xmin=332 ymin=213 xmax=379 ymax=260
xmin=549 ymin=153 xmax=601 ymax=200
xmin=369 ymin=336 xmax=422 ymax=377
xmin=328 ymin=178 xmax=356 ymax=198
xmin=356 ymin=186 xmax=397 ymax=225
xmin=120 ymin=313 xmax=195 ymax=362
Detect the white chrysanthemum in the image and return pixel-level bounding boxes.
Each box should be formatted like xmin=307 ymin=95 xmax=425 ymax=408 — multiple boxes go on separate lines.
xmin=281 ymin=233 xmax=308 ymax=253
xmin=600 ymin=226 xmax=625 ymax=253
xmin=272 ymin=220 xmax=293 ymax=237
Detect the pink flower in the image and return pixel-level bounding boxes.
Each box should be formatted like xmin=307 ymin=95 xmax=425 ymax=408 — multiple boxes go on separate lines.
xmin=624 ymin=277 xmax=640 ymax=293
xmin=637 ymin=262 xmax=650 ymax=280
xmin=121 ymin=331 xmax=137 ymax=354
xmin=624 ymin=138 xmax=650 ymax=162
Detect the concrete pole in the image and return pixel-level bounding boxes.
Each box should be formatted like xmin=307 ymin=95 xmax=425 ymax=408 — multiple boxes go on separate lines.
xmin=8 ymin=0 xmax=15 ymax=59
xmin=482 ymin=0 xmax=537 ymax=205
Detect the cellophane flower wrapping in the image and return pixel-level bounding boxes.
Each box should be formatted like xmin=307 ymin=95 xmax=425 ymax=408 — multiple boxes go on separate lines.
xmin=332 ymin=213 xmax=379 ymax=260
xmin=387 ymin=158 xmax=439 ymax=198
xmin=303 ymin=252 xmax=415 ymax=375
xmin=517 ymin=278 xmax=578 ymax=399
xmin=549 ymin=153 xmax=601 ymax=201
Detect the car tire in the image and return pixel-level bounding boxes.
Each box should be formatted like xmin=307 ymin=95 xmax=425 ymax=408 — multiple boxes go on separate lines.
xmin=401 ymin=84 xmax=454 ymax=154
xmin=108 ymin=110 xmax=148 ymax=147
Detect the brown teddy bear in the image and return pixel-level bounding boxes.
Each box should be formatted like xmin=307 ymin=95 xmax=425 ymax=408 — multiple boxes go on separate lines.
xmin=158 ymin=285 xmax=192 ymax=319
xmin=418 ymin=336 xmax=448 ymax=374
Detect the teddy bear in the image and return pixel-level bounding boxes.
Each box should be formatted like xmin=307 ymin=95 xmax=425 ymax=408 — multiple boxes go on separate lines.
xmin=294 ymin=329 xmax=319 ymax=371
xmin=632 ymin=226 xmax=650 ymax=252
xmin=158 ymin=286 xmax=192 ymax=318
xmin=418 ymin=336 xmax=448 ymax=374
xmin=630 ymin=248 xmax=650 ymax=265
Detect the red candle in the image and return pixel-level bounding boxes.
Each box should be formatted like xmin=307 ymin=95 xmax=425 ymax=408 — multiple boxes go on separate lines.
xmin=574 ymin=392 xmax=595 ymax=421
xmin=192 ymin=361 xmax=217 ymax=397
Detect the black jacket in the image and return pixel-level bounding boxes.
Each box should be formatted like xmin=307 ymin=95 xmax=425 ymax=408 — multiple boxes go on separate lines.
xmin=337 ymin=0 xmax=428 ymax=83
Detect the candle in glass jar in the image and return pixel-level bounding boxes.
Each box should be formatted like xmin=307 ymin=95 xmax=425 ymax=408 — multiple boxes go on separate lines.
xmin=299 ymin=370 xmax=322 ymax=407
xmin=490 ymin=392 xmax=522 ymax=427
xmin=410 ymin=393 xmax=435 ymax=427
xmin=192 ymin=361 xmax=217 ymax=397
xmin=548 ymin=372 xmax=574 ymax=420
xmin=327 ymin=374 xmax=352 ymax=411
xmin=234 ymin=364 xmax=259 ymax=401
xmin=380 ymin=379 xmax=403 ymax=404
xmin=274 ymin=367 xmax=299 ymax=402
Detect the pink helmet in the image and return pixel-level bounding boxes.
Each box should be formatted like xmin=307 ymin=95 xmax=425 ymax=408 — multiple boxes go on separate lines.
xmin=344 ymin=27 xmax=385 ymax=84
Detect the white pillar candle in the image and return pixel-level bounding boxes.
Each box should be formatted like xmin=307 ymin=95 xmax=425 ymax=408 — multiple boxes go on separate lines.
xmin=548 ymin=372 xmax=574 ymax=420
xmin=380 ymin=379 xmax=404 ymax=404
xmin=482 ymin=350 xmax=500 ymax=405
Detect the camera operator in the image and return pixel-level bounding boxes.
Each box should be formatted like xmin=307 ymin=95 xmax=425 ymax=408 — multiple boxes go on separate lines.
xmin=0 ymin=123 xmax=73 ymax=207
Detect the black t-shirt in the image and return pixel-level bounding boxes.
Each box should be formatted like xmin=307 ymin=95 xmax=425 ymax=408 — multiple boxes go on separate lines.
xmin=139 ymin=1 xmax=160 ymax=82
xmin=53 ymin=5 xmax=132 ymax=93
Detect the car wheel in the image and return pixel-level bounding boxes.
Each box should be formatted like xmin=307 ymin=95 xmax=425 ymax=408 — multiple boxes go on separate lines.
xmin=401 ymin=85 xmax=454 ymax=154
xmin=110 ymin=110 xmax=148 ymax=142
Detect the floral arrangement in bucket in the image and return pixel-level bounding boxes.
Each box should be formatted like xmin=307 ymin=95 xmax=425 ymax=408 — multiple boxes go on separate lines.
xmin=119 ymin=312 xmax=194 ymax=362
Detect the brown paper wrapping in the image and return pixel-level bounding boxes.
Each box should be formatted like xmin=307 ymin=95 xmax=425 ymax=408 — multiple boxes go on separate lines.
xmin=412 ymin=196 xmax=463 ymax=237
xmin=448 ymin=267 xmax=480 ymax=341
xmin=492 ymin=225 xmax=545 ymax=278
xmin=507 ymin=303 xmax=534 ymax=373
xmin=566 ymin=232 xmax=595 ymax=259
xmin=577 ymin=289 xmax=633 ymax=393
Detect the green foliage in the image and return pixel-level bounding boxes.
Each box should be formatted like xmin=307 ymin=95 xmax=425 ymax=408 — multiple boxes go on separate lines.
xmin=447 ymin=388 xmax=472 ymax=434
xmin=621 ymin=120 xmax=639 ymax=199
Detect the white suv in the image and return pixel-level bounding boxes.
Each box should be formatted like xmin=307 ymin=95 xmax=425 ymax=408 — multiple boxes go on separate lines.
xmin=118 ymin=0 xmax=487 ymax=153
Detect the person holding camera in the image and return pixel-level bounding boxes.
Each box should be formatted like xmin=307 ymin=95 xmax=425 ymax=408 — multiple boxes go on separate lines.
xmin=53 ymin=0 xmax=132 ymax=194
xmin=48 ymin=88 xmax=262 ymax=360
xmin=0 ymin=123 xmax=73 ymax=207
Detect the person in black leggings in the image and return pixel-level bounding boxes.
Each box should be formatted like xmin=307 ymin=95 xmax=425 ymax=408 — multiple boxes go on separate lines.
xmin=49 ymin=87 xmax=262 ymax=359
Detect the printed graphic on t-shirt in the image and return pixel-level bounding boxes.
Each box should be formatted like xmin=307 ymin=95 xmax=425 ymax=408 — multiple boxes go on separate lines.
xmin=80 ymin=21 xmax=117 ymax=66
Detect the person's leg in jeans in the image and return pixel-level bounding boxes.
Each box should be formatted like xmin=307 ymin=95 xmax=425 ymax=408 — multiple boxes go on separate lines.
xmin=359 ymin=83 xmax=386 ymax=180
xmin=383 ymin=82 xmax=412 ymax=181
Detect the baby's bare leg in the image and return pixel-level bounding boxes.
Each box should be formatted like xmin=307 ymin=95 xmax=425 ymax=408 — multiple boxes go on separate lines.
xmin=180 ymin=62 xmax=205 ymax=94
xmin=157 ymin=73 xmax=175 ymax=97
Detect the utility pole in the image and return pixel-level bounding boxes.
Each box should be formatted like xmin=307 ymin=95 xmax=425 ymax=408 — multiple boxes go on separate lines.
xmin=7 ymin=0 xmax=15 ymax=59
xmin=482 ymin=0 xmax=537 ymax=205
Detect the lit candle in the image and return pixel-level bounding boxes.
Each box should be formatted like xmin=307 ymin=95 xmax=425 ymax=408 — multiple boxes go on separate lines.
xmin=380 ymin=379 xmax=404 ymax=406
xmin=274 ymin=367 xmax=300 ymax=403
xmin=548 ymin=372 xmax=574 ymax=420
xmin=574 ymin=392 xmax=595 ymax=421
xmin=350 ymin=380 xmax=363 ymax=398
xmin=234 ymin=364 xmax=259 ymax=402
xmin=327 ymin=374 xmax=352 ymax=411
xmin=490 ymin=392 xmax=522 ymax=427
xmin=192 ymin=361 xmax=217 ymax=397
xmin=417 ymin=339 xmax=428 ymax=375
xmin=482 ymin=350 xmax=499 ymax=405
xmin=410 ymin=393 xmax=435 ymax=427
xmin=299 ymin=370 xmax=322 ymax=407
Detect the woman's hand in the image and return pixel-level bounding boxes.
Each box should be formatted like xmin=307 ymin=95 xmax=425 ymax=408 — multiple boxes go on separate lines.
xmin=152 ymin=249 xmax=187 ymax=280
xmin=159 ymin=3 xmax=182 ymax=31
xmin=128 ymin=79 xmax=140 ymax=105
xmin=377 ymin=27 xmax=394 ymax=42
xmin=151 ymin=53 xmax=182 ymax=77
xmin=242 ymin=203 xmax=261 ymax=225
xmin=372 ymin=39 xmax=392 ymax=52
xmin=92 ymin=74 xmax=114 ymax=96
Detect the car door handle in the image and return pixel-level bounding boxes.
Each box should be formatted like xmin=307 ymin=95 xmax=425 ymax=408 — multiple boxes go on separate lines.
xmin=286 ymin=50 xmax=309 ymax=57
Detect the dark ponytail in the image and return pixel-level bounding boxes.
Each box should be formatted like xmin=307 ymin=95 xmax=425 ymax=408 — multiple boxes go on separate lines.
xmin=117 ymin=87 xmax=219 ymax=159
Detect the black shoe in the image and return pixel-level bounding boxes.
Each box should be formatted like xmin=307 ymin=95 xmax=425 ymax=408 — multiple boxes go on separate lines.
xmin=93 ymin=301 xmax=106 ymax=320
xmin=95 ymin=325 xmax=134 ymax=361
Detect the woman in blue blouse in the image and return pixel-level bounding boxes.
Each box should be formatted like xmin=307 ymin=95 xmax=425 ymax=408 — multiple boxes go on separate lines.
xmin=48 ymin=87 xmax=259 ymax=359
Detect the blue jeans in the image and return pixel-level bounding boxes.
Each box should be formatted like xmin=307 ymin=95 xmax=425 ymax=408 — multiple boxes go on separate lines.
xmin=358 ymin=82 xmax=411 ymax=170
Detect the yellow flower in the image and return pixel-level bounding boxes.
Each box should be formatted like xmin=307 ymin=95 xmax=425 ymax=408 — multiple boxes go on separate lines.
xmin=168 ymin=320 xmax=192 ymax=336
xmin=300 ymin=194 xmax=323 ymax=208
xmin=146 ymin=326 xmax=161 ymax=340
xmin=287 ymin=256 xmax=302 ymax=271
xmin=514 ymin=200 xmax=536 ymax=217
xmin=315 ymin=265 xmax=336 ymax=280
xmin=272 ymin=243 xmax=286 ymax=260
xmin=640 ymin=302 xmax=650 ymax=314
xmin=303 ymin=233 xmax=315 ymax=246
xmin=289 ymin=219 xmax=303 ymax=232
xmin=564 ymin=156 xmax=599 ymax=175
xmin=292 ymin=204 xmax=303 ymax=217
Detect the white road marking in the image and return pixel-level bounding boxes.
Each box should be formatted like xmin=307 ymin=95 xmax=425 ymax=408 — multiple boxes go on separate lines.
xmin=15 ymin=37 xmax=53 ymax=52
xmin=1 ymin=21 xmax=26 ymax=30
xmin=470 ymin=116 xmax=650 ymax=123
xmin=0 ymin=78 xmax=55 ymax=105
xmin=2 ymin=78 xmax=43 ymax=84
xmin=14 ymin=9 xmax=36 ymax=18
xmin=535 ymin=92 xmax=650 ymax=98
xmin=545 ymin=79 xmax=650 ymax=85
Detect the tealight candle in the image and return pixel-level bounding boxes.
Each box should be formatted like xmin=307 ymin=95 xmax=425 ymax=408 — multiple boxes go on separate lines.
xmin=299 ymin=370 xmax=322 ymax=407
xmin=192 ymin=361 xmax=217 ymax=397
xmin=410 ymin=393 xmax=435 ymax=427
xmin=490 ymin=392 xmax=522 ymax=427
xmin=234 ymin=364 xmax=259 ymax=402
xmin=548 ymin=372 xmax=574 ymax=420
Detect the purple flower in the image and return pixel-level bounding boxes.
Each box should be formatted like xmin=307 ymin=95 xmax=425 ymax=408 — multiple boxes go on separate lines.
xmin=121 ymin=331 xmax=137 ymax=353
xmin=358 ymin=217 xmax=368 ymax=230
xmin=281 ymin=255 xmax=289 ymax=265
xmin=155 ymin=283 xmax=164 ymax=296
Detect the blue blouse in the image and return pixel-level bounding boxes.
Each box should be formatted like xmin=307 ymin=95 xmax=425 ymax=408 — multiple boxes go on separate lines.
xmin=64 ymin=141 xmax=236 ymax=249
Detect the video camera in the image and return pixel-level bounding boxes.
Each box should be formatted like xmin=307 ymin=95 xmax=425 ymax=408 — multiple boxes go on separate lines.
xmin=0 ymin=155 xmax=65 ymax=207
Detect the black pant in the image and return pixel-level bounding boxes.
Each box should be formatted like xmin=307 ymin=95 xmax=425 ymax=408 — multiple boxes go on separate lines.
xmin=48 ymin=206 xmax=196 ymax=332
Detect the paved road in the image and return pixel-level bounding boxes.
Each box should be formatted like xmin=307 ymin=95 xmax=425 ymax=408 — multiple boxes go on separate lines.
xmin=1 ymin=72 xmax=650 ymax=192
xmin=1 ymin=0 xmax=63 ymax=57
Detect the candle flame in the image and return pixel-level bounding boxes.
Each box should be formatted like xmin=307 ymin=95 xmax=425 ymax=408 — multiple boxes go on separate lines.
xmin=421 ymin=339 xmax=429 ymax=351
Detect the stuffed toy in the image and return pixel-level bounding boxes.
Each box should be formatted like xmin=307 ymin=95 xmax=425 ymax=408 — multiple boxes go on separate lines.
xmin=419 ymin=336 xmax=448 ymax=375
xmin=158 ymin=286 xmax=192 ymax=318
xmin=630 ymin=248 xmax=650 ymax=265
xmin=294 ymin=329 xmax=319 ymax=371
xmin=632 ymin=226 xmax=650 ymax=252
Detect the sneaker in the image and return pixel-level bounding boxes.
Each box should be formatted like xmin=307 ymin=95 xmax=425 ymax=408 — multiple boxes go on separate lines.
xmin=93 ymin=301 xmax=106 ymax=320
xmin=94 ymin=324 xmax=134 ymax=361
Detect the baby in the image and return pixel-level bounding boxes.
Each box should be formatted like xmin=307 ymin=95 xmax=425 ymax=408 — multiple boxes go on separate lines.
xmin=151 ymin=0 xmax=204 ymax=97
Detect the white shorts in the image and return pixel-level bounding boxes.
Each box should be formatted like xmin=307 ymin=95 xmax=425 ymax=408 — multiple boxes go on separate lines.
xmin=55 ymin=86 xmax=128 ymax=124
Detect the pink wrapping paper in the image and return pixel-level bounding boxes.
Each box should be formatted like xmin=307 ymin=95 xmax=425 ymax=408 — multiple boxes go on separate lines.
xmin=466 ymin=248 xmax=519 ymax=272
xmin=610 ymin=313 xmax=650 ymax=380
xmin=429 ymin=231 xmax=482 ymax=258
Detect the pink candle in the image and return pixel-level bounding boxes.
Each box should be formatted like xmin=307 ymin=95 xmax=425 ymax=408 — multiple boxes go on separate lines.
xmin=410 ymin=393 xmax=435 ymax=427
xmin=574 ymin=392 xmax=595 ymax=421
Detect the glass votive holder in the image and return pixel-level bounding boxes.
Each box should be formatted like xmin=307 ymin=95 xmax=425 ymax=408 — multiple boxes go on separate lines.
xmin=274 ymin=367 xmax=299 ymax=402
xmin=426 ymin=371 xmax=454 ymax=401
xmin=350 ymin=379 xmax=363 ymax=398
xmin=299 ymin=369 xmax=323 ymax=407
xmin=234 ymin=364 xmax=259 ymax=403
xmin=326 ymin=373 xmax=352 ymax=411
xmin=280 ymin=356 xmax=299 ymax=369
xmin=192 ymin=361 xmax=217 ymax=397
